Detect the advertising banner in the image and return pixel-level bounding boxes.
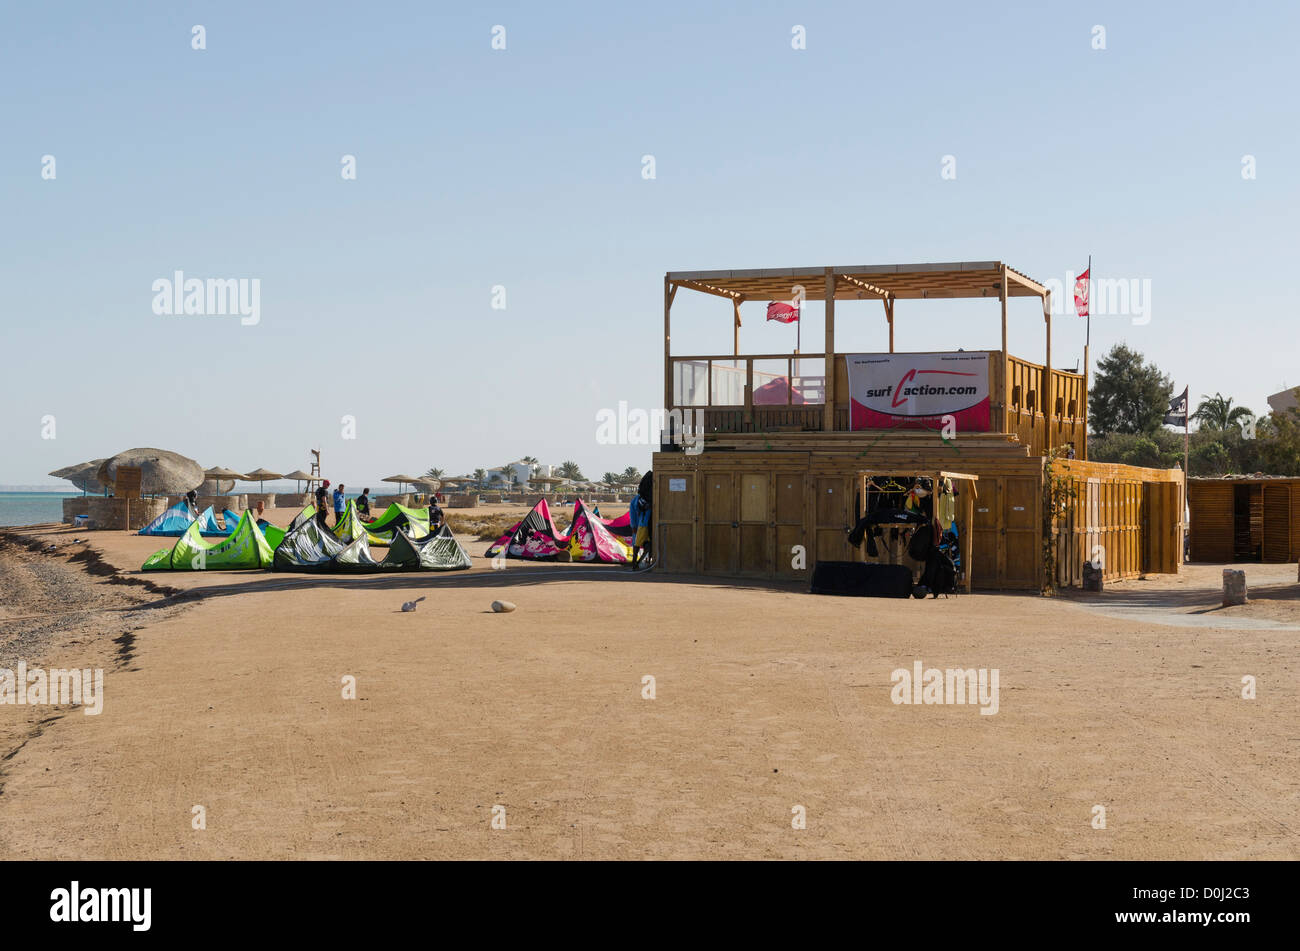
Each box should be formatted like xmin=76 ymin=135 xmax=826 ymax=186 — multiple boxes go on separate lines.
xmin=846 ymin=351 xmax=991 ymax=431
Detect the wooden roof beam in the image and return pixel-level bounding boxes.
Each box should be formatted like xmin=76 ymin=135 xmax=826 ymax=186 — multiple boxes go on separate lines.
xmin=836 ymin=273 xmax=891 ymax=299
xmin=671 ymin=278 xmax=744 ymax=301
xmin=1004 ymin=266 xmax=1048 ymax=298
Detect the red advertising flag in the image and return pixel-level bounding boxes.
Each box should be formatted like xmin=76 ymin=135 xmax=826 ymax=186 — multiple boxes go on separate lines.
xmin=765 ymin=301 xmax=800 ymax=323
xmin=1073 ymin=267 xmax=1090 ymax=318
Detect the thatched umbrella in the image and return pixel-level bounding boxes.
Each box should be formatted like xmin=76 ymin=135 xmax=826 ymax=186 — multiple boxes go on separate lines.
xmin=98 ymin=449 xmax=205 ymax=497
xmin=203 ymin=466 xmax=247 ymax=495
xmin=382 ymin=474 xmax=420 ymax=494
xmin=52 ymin=459 xmax=108 ymax=495
xmin=242 ymin=467 xmax=283 ymax=493
xmin=282 ymin=469 xmax=314 ymax=493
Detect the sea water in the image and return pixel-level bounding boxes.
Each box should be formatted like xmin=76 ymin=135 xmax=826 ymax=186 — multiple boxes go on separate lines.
xmin=0 ymin=492 xmax=82 ymax=527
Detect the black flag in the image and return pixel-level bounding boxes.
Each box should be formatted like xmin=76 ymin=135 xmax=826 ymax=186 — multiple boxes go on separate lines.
xmin=1164 ymin=386 xmax=1189 ymax=427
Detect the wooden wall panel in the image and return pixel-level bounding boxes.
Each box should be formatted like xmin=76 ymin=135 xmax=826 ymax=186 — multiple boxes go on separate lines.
xmin=1188 ymin=483 xmax=1233 ymax=562
xmin=1262 ymin=483 xmax=1292 ymax=563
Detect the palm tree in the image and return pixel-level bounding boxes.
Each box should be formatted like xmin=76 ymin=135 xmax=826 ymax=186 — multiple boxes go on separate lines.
xmin=557 ymin=460 xmax=584 ymax=481
xmin=621 ymin=465 xmax=641 ymax=485
xmin=521 ymin=455 xmax=539 ymax=465
xmin=472 ymin=468 xmax=486 ymax=489
xmin=423 ymin=467 xmax=445 ymax=480
xmin=602 ymin=471 xmax=620 ymax=486
xmin=1192 ymin=393 xmax=1253 ymax=430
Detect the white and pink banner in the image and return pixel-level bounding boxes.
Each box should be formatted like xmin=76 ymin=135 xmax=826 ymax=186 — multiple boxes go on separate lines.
xmin=846 ymin=351 xmax=991 ymax=431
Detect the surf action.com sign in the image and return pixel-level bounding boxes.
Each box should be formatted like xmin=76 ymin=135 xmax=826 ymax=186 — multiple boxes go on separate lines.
xmin=846 ymin=351 xmax=991 ymax=431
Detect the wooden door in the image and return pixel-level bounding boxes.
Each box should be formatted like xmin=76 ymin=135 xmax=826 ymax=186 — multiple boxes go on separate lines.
xmin=1002 ymin=476 xmax=1039 ymax=588
xmin=738 ymin=472 xmax=771 ymax=576
xmin=774 ymin=472 xmax=806 ymax=579
xmin=701 ymin=472 xmax=737 ymax=574
xmin=1262 ymin=483 xmax=1292 ymax=563
xmin=970 ymin=479 xmax=1000 ymax=589
xmin=1188 ymin=483 xmax=1233 ymax=562
xmin=814 ymin=476 xmax=853 ymax=565
xmin=1142 ymin=481 xmax=1181 ymax=574
xmin=655 ymin=471 xmax=695 ymax=572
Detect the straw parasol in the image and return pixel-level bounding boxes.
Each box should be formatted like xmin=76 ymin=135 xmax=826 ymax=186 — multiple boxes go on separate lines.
xmin=51 ymin=459 xmax=108 ymax=495
xmin=382 ymin=474 xmax=420 ymax=493
xmin=282 ymin=469 xmax=314 ymax=493
xmin=203 ymin=466 xmax=247 ymax=495
xmin=98 ymin=449 xmax=205 ymax=497
xmin=242 ymin=467 xmax=283 ymax=493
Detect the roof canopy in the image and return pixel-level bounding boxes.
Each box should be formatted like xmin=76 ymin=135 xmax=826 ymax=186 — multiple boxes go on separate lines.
xmin=667 ymin=261 xmax=1046 ymax=302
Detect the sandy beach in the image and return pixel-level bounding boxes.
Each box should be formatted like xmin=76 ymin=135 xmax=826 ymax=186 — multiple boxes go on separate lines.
xmin=1 ymin=507 xmax=1296 ymax=860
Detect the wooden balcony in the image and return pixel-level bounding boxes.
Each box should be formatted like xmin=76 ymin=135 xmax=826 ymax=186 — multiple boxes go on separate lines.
xmin=667 ymin=350 xmax=1087 ymax=459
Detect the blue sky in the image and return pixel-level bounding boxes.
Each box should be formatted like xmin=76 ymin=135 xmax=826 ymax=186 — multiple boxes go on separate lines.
xmin=2 ymin=1 xmax=1296 ymax=486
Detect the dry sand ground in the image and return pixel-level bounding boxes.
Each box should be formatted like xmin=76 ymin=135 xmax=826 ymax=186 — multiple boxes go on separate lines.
xmin=1 ymin=506 xmax=1297 ymax=860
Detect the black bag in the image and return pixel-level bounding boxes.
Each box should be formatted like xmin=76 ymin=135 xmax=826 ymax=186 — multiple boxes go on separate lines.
xmin=920 ymin=549 xmax=957 ymax=597
xmin=906 ymin=524 xmax=934 ymax=561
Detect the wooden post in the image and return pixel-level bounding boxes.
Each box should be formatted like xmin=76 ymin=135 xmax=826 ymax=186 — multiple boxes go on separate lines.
xmin=823 ymin=268 xmax=836 ymax=431
xmin=1082 ymin=343 xmax=1090 ymax=460
xmin=884 ymin=297 xmax=895 ymax=352
xmin=1000 ymin=265 xmax=1008 ymax=360
xmin=664 ymin=277 xmax=675 ymax=414
xmin=733 ymin=298 xmax=741 ymax=356
xmin=962 ymin=480 xmax=975 ymax=591
xmin=1043 ymin=290 xmax=1052 ymax=456
xmin=744 ymin=358 xmax=754 ymax=429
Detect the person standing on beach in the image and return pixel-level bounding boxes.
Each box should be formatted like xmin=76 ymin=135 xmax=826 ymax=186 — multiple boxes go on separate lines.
xmin=333 ymin=484 xmax=346 ymax=525
xmin=185 ymin=489 xmax=199 ymax=519
xmin=315 ymin=481 xmax=331 ymax=528
xmin=356 ymin=488 xmax=371 ymax=518
xmin=428 ymin=497 xmax=444 ymax=532
xmin=628 ymin=470 xmax=653 ymax=569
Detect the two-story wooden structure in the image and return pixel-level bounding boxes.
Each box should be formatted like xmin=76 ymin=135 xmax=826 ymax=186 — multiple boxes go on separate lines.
xmin=650 ymin=261 xmax=1184 ymax=590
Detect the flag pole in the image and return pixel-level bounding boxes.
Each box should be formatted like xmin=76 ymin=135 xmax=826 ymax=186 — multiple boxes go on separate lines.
xmin=1084 ymin=254 xmax=1091 ymax=460
xmin=1085 ymin=254 xmax=1092 ymax=353
xmin=1184 ymin=386 xmax=1190 ymax=563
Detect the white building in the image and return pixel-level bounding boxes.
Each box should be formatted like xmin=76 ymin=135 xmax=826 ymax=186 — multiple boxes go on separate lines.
xmin=484 ymin=460 xmax=538 ymax=487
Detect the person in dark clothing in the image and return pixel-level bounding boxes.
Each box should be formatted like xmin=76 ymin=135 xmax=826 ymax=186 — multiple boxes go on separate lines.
xmin=314 ymin=482 xmax=330 ymax=529
xmin=356 ymin=488 xmax=371 ymax=518
xmin=428 ymin=497 xmax=444 ymax=531
xmin=185 ymin=489 xmax=199 ymax=518
xmin=629 ymin=470 xmax=653 ymax=569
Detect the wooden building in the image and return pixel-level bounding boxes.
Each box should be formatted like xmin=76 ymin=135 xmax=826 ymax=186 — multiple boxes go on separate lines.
xmin=1187 ymin=476 xmax=1300 ymax=563
xmin=650 ymin=261 xmax=1185 ymax=590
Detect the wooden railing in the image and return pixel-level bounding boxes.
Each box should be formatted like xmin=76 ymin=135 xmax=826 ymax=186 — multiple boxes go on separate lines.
xmin=1000 ymin=354 xmax=1087 ymax=458
xmin=668 ymin=350 xmax=1087 ymax=456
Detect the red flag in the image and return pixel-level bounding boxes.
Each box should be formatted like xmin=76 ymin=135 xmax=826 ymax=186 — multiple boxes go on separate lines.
xmin=1073 ymin=267 xmax=1090 ymax=318
xmin=766 ymin=301 xmax=800 ymax=323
